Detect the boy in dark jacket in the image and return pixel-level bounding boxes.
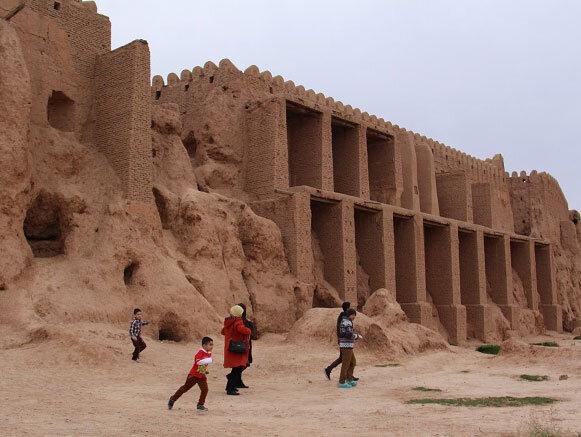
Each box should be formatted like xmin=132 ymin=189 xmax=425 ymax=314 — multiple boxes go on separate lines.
xmin=129 ymin=308 xmax=149 ymax=361
xmin=324 ymin=302 xmax=356 ymax=380
xmin=338 ymin=308 xmax=362 ymax=388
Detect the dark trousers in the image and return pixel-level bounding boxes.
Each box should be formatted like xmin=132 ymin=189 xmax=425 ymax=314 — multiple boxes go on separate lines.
xmin=238 ymin=365 xmax=249 ymax=386
xmin=326 ymin=349 xmax=342 ymax=373
xmin=170 ymin=375 xmax=208 ymax=406
xmin=226 ymin=366 xmax=244 ymax=391
xmin=131 ymin=336 xmax=146 ymax=360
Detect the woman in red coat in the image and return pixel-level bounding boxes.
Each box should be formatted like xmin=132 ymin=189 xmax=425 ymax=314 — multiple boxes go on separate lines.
xmin=221 ymin=305 xmax=252 ymax=395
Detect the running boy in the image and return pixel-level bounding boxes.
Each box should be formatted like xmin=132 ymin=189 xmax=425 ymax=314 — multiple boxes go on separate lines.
xmin=129 ymin=308 xmax=149 ymax=361
xmin=168 ymin=337 xmax=214 ymax=412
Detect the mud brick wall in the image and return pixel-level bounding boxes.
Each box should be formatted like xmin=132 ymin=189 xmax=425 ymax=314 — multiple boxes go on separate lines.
xmin=415 ymin=141 xmax=439 ymax=215
xmin=436 ymin=172 xmax=473 ymax=222
xmin=331 ymin=118 xmax=361 ymax=197
xmin=94 ymin=40 xmax=152 ymax=202
xmin=367 ymin=130 xmax=399 ymax=205
xmin=2 ymin=0 xmax=110 ymax=134
xmin=245 ymin=99 xmax=287 ymax=196
xmin=508 ymin=171 xmax=570 ymax=240
xmin=250 ymin=192 xmax=313 ymax=284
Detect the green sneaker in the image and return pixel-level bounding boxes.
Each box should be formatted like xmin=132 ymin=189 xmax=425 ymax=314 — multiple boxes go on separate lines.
xmin=338 ymin=382 xmax=352 ymax=389
xmin=347 ymin=380 xmax=358 ymax=387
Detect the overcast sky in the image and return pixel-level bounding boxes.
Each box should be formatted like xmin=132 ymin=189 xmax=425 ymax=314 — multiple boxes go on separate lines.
xmin=96 ymin=0 xmax=580 ymax=209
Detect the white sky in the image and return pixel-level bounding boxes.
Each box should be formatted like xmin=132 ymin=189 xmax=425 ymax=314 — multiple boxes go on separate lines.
xmin=96 ymin=0 xmax=580 ymax=209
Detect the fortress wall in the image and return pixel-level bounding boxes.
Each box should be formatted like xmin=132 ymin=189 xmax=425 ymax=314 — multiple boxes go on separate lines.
xmin=510 ymin=239 xmax=538 ymax=310
xmin=458 ymin=228 xmax=490 ymax=340
xmin=151 ymin=60 xmax=517 ymax=230
xmin=251 ymin=192 xmax=313 ymax=284
xmin=436 ymin=171 xmax=473 ymax=222
xmin=151 ymin=60 xmax=569 ymax=336
xmin=94 ymin=40 xmax=152 ymax=203
xmin=2 ymin=0 xmax=110 ymax=135
xmin=22 ymin=0 xmax=110 ymax=77
xmin=152 ymin=61 xmax=407 ymax=203
xmin=415 ymin=137 xmax=439 ymax=215
xmin=423 ymin=222 xmax=466 ymax=344
xmin=245 ymin=99 xmax=287 ymax=197
xmin=508 ymin=170 xmax=569 ymax=241
xmin=535 ymin=242 xmax=562 ymax=331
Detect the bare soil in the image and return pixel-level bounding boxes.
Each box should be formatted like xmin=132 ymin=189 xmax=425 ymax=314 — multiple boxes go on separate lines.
xmin=1 ymin=327 xmax=579 ymax=436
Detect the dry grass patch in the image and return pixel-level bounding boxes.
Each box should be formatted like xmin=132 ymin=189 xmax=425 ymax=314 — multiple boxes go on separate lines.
xmin=519 ymin=374 xmax=549 ymax=382
xmin=405 ymin=396 xmax=558 ymax=407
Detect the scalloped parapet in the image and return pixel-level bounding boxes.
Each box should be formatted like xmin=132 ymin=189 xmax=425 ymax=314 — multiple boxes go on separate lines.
xmin=508 ymin=169 xmax=567 ymax=202
xmin=151 ymin=58 xmax=537 ymax=185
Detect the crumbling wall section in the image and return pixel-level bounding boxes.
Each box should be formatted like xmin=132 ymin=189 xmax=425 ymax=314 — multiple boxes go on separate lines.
xmin=94 ymin=40 xmax=152 ymax=203
xmin=2 ymin=0 xmax=110 ymax=135
xmin=508 ymin=170 xmax=569 ymax=240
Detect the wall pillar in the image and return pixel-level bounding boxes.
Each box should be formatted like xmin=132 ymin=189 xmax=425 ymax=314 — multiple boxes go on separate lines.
xmin=484 ymin=233 xmax=518 ymax=328
xmin=424 ymin=222 xmax=466 ymax=345
xmin=394 ymin=214 xmax=431 ymax=325
xmin=535 ymin=243 xmax=562 ymax=332
xmin=397 ymin=130 xmax=420 ymax=211
xmin=510 ymin=239 xmax=538 ymax=310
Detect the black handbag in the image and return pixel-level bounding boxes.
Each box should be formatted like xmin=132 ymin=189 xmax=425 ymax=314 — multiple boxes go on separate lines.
xmin=228 ymin=340 xmax=247 ymax=354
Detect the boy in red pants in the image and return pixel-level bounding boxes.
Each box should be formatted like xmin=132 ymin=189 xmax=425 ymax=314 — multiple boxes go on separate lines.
xmin=168 ymin=337 xmax=214 ymax=412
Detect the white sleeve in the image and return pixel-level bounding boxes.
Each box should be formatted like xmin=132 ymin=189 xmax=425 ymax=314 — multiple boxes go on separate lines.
xmin=197 ymin=357 xmax=213 ymax=365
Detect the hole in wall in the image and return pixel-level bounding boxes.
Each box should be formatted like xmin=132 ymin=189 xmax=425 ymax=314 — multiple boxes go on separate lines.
xmin=209 ymin=75 xmax=214 ymax=83
xmin=158 ymin=312 xmax=186 ymax=342
xmin=53 ymin=1 xmax=61 ymax=10
xmin=47 ymin=91 xmax=75 ymax=131
xmin=155 ymin=90 xmax=161 ymax=100
xmin=123 ymin=261 xmax=139 ymax=286
xmin=182 ymin=131 xmax=198 ymax=159
xmin=152 ymin=188 xmax=171 ymax=229
xmin=23 ymin=192 xmax=65 ymax=258
xmin=184 ymin=83 xmax=190 ymax=91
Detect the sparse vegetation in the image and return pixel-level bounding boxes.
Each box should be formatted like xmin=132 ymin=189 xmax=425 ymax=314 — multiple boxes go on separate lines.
xmin=531 ymin=342 xmax=559 ymax=348
xmin=519 ymin=374 xmax=549 ymax=382
xmin=405 ymin=396 xmax=558 ymax=407
xmin=460 ymin=370 xmax=470 ymax=373
xmin=476 ymin=344 xmax=501 ymax=355
xmin=573 ymin=336 xmax=581 ymax=340
xmin=528 ymin=419 xmax=569 ymax=437
xmin=375 ymin=363 xmax=400 ymax=368
xmin=412 ymin=386 xmax=442 ymax=392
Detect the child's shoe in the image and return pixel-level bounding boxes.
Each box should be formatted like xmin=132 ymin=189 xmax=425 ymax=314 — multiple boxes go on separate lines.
xmin=338 ymin=382 xmax=352 ymax=389
xmin=167 ymin=399 xmax=174 ymax=410
xmin=197 ymin=405 xmax=208 ymax=412
xmin=347 ymin=380 xmax=358 ymax=387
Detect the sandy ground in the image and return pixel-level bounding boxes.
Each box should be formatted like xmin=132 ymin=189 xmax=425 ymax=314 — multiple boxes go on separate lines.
xmin=0 ymin=327 xmax=580 ymax=437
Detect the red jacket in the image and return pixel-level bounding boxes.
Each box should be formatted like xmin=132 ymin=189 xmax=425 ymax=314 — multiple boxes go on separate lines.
xmin=188 ymin=348 xmax=212 ymax=379
xmin=221 ymin=316 xmax=251 ymax=368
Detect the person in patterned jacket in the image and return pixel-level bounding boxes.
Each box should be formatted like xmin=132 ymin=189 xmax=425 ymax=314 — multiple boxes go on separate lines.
xmin=129 ymin=308 xmax=149 ymax=362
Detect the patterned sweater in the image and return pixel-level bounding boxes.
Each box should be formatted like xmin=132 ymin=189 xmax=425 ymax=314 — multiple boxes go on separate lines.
xmin=338 ymin=317 xmax=359 ymax=348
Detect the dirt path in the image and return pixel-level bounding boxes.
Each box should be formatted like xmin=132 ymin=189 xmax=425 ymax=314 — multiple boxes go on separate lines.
xmin=0 ymin=327 xmax=579 ymax=436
